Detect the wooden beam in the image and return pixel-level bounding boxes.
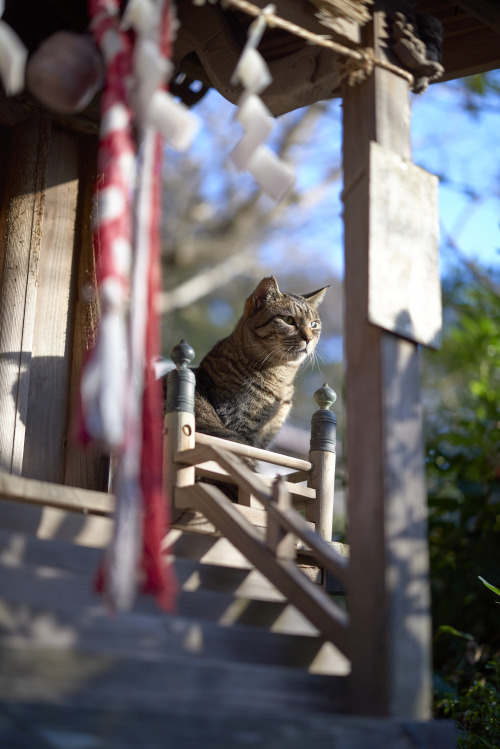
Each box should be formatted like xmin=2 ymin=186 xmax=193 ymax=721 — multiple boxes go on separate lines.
xmin=416 ymin=0 xmax=500 ymax=81
xmin=342 ymin=6 xmax=432 ymax=719
xmin=0 ymin=470 xmax=114 ymax=516
xmin=452 ymin=0 xmax=500 ymax=34
xmin=438 ymin=24 xmax=500 ymax=81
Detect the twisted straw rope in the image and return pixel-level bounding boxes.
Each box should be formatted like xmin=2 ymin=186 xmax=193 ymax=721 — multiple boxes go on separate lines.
xmin=221 ymin=0 xmax=415 ymax=86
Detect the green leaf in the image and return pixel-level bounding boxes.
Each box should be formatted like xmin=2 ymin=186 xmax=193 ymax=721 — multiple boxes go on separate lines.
xmin=435 ymin=624 xmax=474 ymax=641
xmin=478 ymin=576 xmax=500 ymax=597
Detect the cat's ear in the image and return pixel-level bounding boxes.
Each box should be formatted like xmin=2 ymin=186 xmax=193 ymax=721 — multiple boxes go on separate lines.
xmin=302 ymin=285 xmax=329 ymax=309
xmin=251 ymin=277 xmax=281 ymax=309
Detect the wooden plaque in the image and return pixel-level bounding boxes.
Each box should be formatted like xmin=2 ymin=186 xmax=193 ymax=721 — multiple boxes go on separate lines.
xmin=368 ymin=141 xmax=442 ymax=349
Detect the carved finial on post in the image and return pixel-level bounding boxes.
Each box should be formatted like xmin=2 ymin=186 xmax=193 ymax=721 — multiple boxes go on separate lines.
xmin=163 ymin=340 xmax=196 ymax=517
xmin=165 ymin=340 xmax=196 ymax=414
xmin=171 ymin=340 xmax=195 ymax=369
xmin=308 ymin=383 xmax=338 ymax=542
xmin=311 ymin=383 xmax=337 ymax=453
xmin=314 ymin=382 xmax=337 ymax=410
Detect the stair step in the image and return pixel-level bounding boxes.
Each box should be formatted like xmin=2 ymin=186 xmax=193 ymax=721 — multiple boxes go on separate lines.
xmin=0 ymin=597 xmax=348 ymax=674
xmin=0 ymin=701 xmax=456 ymax=749
xmin=0 ymin=498 xmax=113 ymax=547
xmin=0 ymin=528 xmax=286 ymax=602
xmin=0 ymin=644 xmax=347 ymax=716
xmin=0 ymin=550 xmax=350 ymax=674
xmin=0 ymin=560 xmax=328 ymax=634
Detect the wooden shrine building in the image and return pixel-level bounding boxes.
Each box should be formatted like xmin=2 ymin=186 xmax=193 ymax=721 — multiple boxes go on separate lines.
xmin=0 ymin=1 xmax=499 ymax=745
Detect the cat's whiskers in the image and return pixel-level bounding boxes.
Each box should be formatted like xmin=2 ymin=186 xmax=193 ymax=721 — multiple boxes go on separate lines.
xmin=309 ymin=349 xmax=324 ymax=373
xmin=280 ymin=347 xmax=292 ymax=364
xmin=254 ymin=347 xmax=281 ymax=370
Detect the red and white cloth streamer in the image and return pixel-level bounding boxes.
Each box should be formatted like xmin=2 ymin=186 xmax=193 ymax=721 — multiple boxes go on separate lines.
xmin=78 ymin=0 xmax=198 ymax=611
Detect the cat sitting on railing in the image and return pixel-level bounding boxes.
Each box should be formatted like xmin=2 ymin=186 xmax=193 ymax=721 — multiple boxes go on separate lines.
xmin=193 ymin=276 xmax=328 ymax=457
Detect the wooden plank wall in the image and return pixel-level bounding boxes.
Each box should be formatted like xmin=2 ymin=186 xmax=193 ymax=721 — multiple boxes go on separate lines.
xmin=0 ymin=106 xmax=108 ymax=501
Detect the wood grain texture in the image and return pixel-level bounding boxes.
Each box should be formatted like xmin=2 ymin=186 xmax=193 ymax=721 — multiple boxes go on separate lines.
xmin=342 ymin=7 xmax=432 ymax=719
xmin=63 ymin=134 xmax=109 ymax=491
xmin=0 ymin=115 xmax=51 ymax=475
xmin=21 ymin=126 xmax=81 ymax=484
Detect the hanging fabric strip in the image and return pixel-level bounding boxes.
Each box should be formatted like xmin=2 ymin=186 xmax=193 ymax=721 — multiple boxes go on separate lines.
xmin=80 ymin=0 xmax=180 ymax=611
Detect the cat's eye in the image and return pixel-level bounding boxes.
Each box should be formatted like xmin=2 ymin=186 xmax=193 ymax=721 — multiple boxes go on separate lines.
xmin=310 ymin=321 xmax=319 ymax=329
xmin=279 ymin=315 xmax=296 ymax=326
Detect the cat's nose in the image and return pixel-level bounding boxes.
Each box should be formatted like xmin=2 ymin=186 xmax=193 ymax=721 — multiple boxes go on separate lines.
xmin=301 ymin=329 xmax=313 ymax=344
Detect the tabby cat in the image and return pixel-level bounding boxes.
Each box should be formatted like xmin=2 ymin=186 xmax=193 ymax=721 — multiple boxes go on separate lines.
xmin=194 ymin=276 xmax=328 ymax=450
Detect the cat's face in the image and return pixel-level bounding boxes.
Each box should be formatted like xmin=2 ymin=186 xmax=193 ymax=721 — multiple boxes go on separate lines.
xmin=241 ymin=276 xmax=327 ymax=367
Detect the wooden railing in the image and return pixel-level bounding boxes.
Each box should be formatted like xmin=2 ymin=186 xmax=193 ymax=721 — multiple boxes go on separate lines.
xmin=163 ymin=340 xmax=339 ymax=538
xmin=163 ymin=340 xmax=349 ymax=658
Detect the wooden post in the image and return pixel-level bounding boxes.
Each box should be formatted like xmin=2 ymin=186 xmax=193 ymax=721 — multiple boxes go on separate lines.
xmin=266 ymin=475 xmax=295 ymax=561
xmin=307 ymin=383 xmax=337 ymax=542
xmin=342 ymin=5 xmax=432 ymax=719
xmin=0 ymin=113 xmax=106 ymax=492
xmin=163 ymin=340 xmax=196 ymax=517
xmin=0 ymin=114 xmax=51 ymax=475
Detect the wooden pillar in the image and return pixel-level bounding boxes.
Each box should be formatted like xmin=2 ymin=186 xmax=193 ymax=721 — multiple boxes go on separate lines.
xmin=163 ymin=340 xmax=196 ymax=517
xmin=342 ymin=7 xmax=432 ymax=719
xmin=0 ymin=107 xmax=107 ymax=493
xmin=0 ymin=114 xmax=51 ymax=475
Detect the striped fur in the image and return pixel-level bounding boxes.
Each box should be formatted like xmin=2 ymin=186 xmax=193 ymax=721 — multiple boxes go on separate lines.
xmin=194 ymin=276 xmax=327 ymax=450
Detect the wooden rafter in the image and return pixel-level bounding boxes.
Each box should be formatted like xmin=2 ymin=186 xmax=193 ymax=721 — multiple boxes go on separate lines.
xmin=452 ymin=0 xmax=500 ymax=34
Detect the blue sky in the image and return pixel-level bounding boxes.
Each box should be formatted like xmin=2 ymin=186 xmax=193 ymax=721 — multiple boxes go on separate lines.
xmin=184 ymin=72 xmax=500 ymax=282
xmin=411 ymin=75 xmax=500 ymax=275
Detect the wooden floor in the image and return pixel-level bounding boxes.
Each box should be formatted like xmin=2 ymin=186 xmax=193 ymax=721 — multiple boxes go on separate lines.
xmin=0 ymin=486 xmax=455 ymax=748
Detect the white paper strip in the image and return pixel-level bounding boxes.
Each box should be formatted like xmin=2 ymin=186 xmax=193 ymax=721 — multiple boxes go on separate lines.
xmin=229 ymin=13 xmax=295 ymax=201
xmin=0 ymin=21 xmax=28 ymax=96
xmin=247 ymin=146 xmax=295 ymax=201
xmin=148 ymin=90 xmax=200 ymax=151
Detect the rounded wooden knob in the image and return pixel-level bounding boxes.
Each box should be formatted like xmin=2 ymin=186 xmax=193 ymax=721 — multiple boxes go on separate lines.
xmin=314 ymin=383 xmax=337 ymax=410
xmin=171 ymin=340 xmax=195 ymax=370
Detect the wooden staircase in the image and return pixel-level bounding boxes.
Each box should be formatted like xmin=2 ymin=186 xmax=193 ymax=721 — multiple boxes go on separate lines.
xmin=0 ymin=346 xmax=456 ymax=747
xmin=0 ymin=478 xmax=454 ymax=748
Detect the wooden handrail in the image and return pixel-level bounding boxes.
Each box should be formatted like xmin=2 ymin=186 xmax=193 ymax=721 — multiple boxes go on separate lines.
xmin=174 ymin=445 xmax=316 ymax=507
xmin=0 ymin=471 xmax=114 ymax=516
xmin=190 ymin=480 xmax=350 ymax=658
xmin=176 ymin=443 xmax=348 ymax=588
xmin=195 ymin=432 xmax=313 ymax=472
